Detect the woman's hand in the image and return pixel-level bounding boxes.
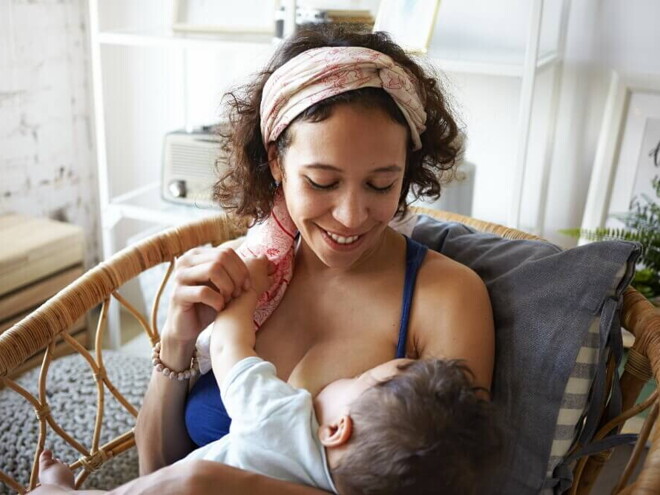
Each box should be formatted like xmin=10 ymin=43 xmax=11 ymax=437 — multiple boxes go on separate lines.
xmin=162 ymin=246 xmax=251 ymax=345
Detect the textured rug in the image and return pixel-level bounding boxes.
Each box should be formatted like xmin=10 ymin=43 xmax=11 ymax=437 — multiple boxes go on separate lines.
xmin=0 ymin=351 xmax=151 ymax=494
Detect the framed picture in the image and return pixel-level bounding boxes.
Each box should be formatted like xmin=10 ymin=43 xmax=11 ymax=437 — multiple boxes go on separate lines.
xmin=172 ymin=0 xmax=278 ymax=35
xmin=581 ymin=72 xmax=660 ymax=233
xmin=372 ymin=0 xmax=441 ymax=54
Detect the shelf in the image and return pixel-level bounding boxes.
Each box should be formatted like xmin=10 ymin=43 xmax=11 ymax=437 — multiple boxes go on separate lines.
xmin=107 ymin=183 xmax=222 ymax=225
xmin=97 ymin=28 xmax=278 ymax=51
xmin=429 ymin=48 xmax=559 ymax=77
xmin=97 ymin=28 xmax=559 ymax=78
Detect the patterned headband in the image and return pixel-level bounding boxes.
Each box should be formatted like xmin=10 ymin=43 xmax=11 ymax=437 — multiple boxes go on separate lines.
xmin=260 ymin=46 xmax=427 ymax=150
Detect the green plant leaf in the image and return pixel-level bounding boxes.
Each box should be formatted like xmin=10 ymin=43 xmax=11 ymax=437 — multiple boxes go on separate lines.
xmin=561 ymin=171 xmax=660 ymax=300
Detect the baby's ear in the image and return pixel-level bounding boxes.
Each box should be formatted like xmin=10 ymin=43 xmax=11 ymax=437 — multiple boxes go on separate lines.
xmin=318 ymin=415 xmax=353 ymax=448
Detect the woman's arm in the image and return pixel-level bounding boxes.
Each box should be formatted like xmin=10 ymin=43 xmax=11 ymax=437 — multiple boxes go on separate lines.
xmin=134 ymin=246 xmax=251 ymax=473
xmin=108 ymin=461 xmax=331 ymax=495
xmin=134 ymin=335 xmax=198 ymax=474
xmin=413 ymin=254 xmax=495 ymax=395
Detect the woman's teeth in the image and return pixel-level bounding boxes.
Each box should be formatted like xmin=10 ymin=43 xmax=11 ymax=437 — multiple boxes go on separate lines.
xmin=326 ymin=231 xmax=360 ymax=244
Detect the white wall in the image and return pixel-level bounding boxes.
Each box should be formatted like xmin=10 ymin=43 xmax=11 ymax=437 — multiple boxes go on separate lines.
xmin=426 ymin=0 xmax=660 ymax=246
xmin=427 ymin=0 xmax=562 ymax=232
xmin=544 ymin=0 xmax=660 ymax=246
xmin=0 ymin=0 xmax=99 ymax=266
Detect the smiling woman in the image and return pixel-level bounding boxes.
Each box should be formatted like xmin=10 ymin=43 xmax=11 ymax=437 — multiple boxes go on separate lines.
xmin=132 ymin=24 xmax=495 ymax=495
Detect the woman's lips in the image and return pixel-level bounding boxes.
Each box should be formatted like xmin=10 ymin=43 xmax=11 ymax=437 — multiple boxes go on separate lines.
xmin=325 ymin=230 xmax=361 ymax=244
xmin=320 ymin=227 xmax=367 ymax=251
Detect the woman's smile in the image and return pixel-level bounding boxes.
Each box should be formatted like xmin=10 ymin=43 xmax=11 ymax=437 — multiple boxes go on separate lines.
xmin=320 ymin=225 xmax=368 ymax=251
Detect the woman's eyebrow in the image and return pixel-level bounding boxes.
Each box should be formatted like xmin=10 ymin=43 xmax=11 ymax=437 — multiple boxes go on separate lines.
xmin=302 ymin=163 xmax=403 ymax=173
xmin=372 ymin=165 xmax=403 ymax=173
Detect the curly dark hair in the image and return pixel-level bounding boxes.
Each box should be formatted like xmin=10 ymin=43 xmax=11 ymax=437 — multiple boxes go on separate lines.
xmin=214 ymin=24 xmax=461 ymax=222
xmin=332 ymin=359 xmax=501 ymax=495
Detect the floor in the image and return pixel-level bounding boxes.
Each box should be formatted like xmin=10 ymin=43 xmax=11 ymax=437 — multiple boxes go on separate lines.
xmin=117 ymin=308 xmax=151 ymax=356
xmin=116 ymin=309 xmax=651 ymax=492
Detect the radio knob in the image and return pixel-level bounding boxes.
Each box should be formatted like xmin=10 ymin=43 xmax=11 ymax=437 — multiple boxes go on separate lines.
xmin=169 ymin=180 xmax=187 ymax=198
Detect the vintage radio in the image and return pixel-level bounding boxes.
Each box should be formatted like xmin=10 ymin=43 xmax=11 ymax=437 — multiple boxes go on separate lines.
xmin=161 ymin=125 xmax=229 ymax=206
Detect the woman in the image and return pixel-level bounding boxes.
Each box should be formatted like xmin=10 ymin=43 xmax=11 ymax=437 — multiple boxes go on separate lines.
xmin=131 ymin=25 xmax=494 ymax=494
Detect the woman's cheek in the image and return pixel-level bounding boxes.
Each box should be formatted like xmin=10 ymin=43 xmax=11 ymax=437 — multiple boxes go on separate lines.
xmin=377 ymin=188 xmax=403 ymax=222
xmin=284 ymin=182 xmax=327 ymax=220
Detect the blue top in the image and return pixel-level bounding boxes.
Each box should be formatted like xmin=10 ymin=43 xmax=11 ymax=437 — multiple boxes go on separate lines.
xmin=185 ymin=235 xmax=428 ymax=447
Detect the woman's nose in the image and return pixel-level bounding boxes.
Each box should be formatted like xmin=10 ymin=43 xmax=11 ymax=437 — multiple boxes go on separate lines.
xmin=332 ymin=190 xmax=369 ymax=230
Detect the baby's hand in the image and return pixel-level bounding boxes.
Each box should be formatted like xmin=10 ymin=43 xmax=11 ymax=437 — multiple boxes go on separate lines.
xmin=243 ymin=256 xmax=274 ymax=296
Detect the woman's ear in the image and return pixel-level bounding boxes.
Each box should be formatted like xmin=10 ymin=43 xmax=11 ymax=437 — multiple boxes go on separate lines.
xmin=267 ymin=143 xmax=283 ymax=183
xmin=318 ymin=415 xmax=353 ymax=448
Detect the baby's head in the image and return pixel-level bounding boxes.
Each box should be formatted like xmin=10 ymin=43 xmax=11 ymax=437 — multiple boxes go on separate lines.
xmin=314 ymin=358 xmax=500 ymax=495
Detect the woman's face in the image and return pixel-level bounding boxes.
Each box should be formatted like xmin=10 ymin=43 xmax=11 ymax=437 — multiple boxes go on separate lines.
xmin=270 ymin=104 xmax=408 ymax=270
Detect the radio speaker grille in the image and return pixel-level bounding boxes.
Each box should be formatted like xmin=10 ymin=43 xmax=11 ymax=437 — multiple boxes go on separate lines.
xmin=169 ymin=143 xmax=217 ymax=178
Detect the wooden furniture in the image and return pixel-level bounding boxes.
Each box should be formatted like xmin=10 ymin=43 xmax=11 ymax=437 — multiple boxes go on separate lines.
xmin=0 ymin=210 xmax=657 ymax=494
xmin=0 ymin=215 xmax=88 ymax=379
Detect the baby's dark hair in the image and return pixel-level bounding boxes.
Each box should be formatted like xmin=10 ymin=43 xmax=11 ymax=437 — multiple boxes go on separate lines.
xmin=332 ymin=359 xmax=501 ymax=495
xmin=214 ymin=24 xmax=461 ymax=222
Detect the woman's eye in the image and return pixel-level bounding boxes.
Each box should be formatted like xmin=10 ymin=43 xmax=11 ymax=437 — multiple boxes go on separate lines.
xmin=306 ymin=177 xmax=338 ymax=190
xmin=369 ymin=182 xmax=396 ymax=193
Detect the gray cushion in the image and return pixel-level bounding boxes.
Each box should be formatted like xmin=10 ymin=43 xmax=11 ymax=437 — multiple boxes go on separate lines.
xmin=411 ymin=215 xmax=639 ymax=494
xmin=0 ymin=351 xmax=151 ymax=493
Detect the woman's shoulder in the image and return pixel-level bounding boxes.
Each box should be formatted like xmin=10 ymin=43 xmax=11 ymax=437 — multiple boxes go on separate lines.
xmin=414 ymin=248 xmax=490 ymax=320
xmin=409 ymin=248 xmax=494 ymax=389
xmin=416 ymin=248 xmax=486 ymax=296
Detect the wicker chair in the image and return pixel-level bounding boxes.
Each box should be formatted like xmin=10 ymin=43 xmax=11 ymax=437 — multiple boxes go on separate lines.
xmin=0 ymin=209 xmax=658 ymax=494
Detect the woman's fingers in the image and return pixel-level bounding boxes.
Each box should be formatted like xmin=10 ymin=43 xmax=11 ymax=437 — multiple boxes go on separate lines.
xmin=175 ymin=263 xmax=228 ymax=302
xmin=172 ymin=285 xmax=225 ymax=313
xmin=173 ymin=247 xmax=213 ymax=267
xmin=175 ymin=247 xmax=250 ymax=299
xmin=176 ymin=246 xmax=244 ymax=273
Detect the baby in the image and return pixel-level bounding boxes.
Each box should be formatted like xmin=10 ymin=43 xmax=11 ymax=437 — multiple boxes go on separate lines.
xmin=35 ymin=257 xmax=500 ymax=495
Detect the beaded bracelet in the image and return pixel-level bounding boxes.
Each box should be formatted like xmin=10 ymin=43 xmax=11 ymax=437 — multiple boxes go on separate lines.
xmin=152 ymin=341 xmax=200 ymax=381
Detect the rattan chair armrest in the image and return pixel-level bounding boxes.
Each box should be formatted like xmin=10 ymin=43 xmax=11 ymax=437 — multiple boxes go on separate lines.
xmin=0 ymin=214 xmax=247 ymax=377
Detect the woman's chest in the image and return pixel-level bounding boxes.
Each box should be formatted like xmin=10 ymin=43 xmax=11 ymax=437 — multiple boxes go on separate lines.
xmin=254 ymin=272 xmax=407 ymax=395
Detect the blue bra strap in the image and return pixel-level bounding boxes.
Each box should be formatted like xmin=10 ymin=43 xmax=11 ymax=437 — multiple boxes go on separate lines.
xmin=396 ymin=236 xmax=428 ymax=358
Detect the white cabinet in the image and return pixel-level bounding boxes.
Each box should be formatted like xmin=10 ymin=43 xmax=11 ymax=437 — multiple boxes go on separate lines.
xmin=88 ymin=0 xmax=569 ymax=346
xmin=427 ymin=0 xmax=570 ymax=232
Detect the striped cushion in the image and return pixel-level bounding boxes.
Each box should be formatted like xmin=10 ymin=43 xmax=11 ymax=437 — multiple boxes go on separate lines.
xmin=546 ymin=319 xmax=600 ymax=477
xmin=543 ymin=263 xmax=628 ymax=488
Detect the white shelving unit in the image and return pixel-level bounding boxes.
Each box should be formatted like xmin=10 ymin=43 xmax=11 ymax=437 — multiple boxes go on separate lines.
xmin=109 ymin=183 xmax=219 ymax=225
xmin=88 ymin=0 xmax=570 ymax=347
xmin=97 ymin=28 xmax=277 ymax=50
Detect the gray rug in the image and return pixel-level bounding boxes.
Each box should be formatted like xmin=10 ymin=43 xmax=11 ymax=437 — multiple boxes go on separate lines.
xmin=0 ymin=351 xmax=151 ymax=494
